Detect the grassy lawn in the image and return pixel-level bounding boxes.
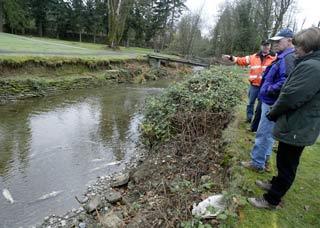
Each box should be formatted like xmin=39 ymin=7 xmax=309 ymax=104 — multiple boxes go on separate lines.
xmin=0 ymin=32 xmax=92 ymax=53
xmin=0 ymin=32 xmax=153 ymax=57
xmin=33 ymin=36 xmax=154 ymax=54
xmin=0 ymin=32 xmax=182 ymax=62
xmin=223 ymin=104 xmax=320 ymax=228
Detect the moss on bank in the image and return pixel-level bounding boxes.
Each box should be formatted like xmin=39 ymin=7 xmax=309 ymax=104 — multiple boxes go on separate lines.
xmin=0 ymin=56 xmax=190 ymax=103
xmin=0 ymin=56 xmax=145 ymax=76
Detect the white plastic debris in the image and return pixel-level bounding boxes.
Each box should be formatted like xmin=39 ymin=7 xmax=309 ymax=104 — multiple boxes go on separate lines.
xmin=2 ymin=189 xmax=14 ymax=204
xmin=192 ymin=194 xmax=226 ymax=219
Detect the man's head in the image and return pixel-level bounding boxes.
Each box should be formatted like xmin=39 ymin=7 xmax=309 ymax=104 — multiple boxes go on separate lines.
xmin=270 ymin=28 xmax=294 ymax=52
xmin=260 ymin=40 xmax=271 ymax=54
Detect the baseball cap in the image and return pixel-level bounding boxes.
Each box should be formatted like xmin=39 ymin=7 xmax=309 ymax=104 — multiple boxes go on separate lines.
xmin=270 ymin=28 xmax=294 ymax=41
xmin=261 ymin=40 xmax=271 ymax=45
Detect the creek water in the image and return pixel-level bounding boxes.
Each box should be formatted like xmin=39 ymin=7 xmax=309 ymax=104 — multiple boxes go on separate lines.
xmin=0 ymin=80 xmax=172 ymax=227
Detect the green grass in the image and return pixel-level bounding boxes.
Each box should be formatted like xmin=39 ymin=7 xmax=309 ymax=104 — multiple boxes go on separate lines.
xmin=0 ymin=32 xmax=184 ymax=63
xmin=222 ymin=104 xmax=320 ymax=227
xmin=0 ymin=32 xmax=154 ymax=58
xmin=34 ymin=36 xmax=154 ymax=54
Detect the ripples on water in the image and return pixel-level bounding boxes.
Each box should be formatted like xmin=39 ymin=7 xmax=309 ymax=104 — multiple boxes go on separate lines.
xmin=0 ymin=83 xmax=167 ymax=227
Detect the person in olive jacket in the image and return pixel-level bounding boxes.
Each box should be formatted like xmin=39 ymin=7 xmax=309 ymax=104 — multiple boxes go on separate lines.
xmin=248 ymin=27 xmax=320 ymax=209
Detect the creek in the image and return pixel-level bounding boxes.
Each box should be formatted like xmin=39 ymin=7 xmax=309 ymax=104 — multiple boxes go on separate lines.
xmin=0 ymin=80 xmax=172 ymax=227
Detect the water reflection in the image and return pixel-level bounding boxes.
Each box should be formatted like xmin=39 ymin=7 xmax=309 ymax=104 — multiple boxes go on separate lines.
xmin=0 ymin=106 xmax=32 ymax=178
xmin=0 ymin=83 xmax=165 ymax=227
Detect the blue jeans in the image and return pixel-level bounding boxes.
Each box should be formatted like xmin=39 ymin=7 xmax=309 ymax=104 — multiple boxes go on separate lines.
xmin=247 ymin=85 xmax=260 ymax=122
xmin=250 ymin=102 xmax=275 ymax=169
xmin=250 ymin=100 xmax=262 ymax=132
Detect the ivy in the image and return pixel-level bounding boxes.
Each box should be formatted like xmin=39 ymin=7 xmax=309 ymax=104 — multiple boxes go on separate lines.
xmin=141 ymin=66 xmax=246 ymax=146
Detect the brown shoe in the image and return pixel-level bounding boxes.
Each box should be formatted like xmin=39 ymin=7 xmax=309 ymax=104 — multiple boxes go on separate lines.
xmin=240 ymin=161 xmax=264 ymax=173
xmin=265 ymin=162 xmax=271 ymax=172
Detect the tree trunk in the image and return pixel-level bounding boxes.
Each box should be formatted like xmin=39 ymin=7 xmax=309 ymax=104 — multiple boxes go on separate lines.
xmin=186 ymin=14 xmax=201 ymax=57
xmin=169 ymin=1 xmax=176 ymax=42
xmin=79 ymin=30 xmax=82 ymax=42
xmin=38 ymin=21 xmax=43 ymax=37
xmin=107 ymin=0 xmax=133 ymax=48
xmin=272 ymin=0 xmax=294 ymax=36
xmin=259 ymin=0 xmax=273 ymax=38
xmin=0 ymin=0 xmax=3 ymax=33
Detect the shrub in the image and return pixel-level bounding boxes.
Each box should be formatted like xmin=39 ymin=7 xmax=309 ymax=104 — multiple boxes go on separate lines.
xmin=141 ymin=66 xmax=246 ymax=146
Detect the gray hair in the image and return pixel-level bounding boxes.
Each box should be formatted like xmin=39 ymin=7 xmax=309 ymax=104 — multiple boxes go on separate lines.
xmin=293 ymin=27 xmax=320 ymax=53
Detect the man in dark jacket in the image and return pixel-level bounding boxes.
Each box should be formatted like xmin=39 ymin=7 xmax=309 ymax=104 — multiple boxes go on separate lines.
xmin=241 ymin=28 xmax=295 ymax=171
xmin=249 ymin=27 xmax=320 ymax=209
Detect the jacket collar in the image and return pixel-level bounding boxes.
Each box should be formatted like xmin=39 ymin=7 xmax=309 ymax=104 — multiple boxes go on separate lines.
xmin=277 ymin=47 xmax=295 ymax=59
xmin=255 ymin=51 xmax=276 ymax=58
xmin=295 ymin=49 xmax=320 ymax=65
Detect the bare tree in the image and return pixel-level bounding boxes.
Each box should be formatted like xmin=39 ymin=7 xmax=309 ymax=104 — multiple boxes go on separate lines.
xmin=272 ymin=0 xmax=295 ymax=36
xmin=300 ymin=18 xmax=306 ymax=31
xmin=107 ymin=0 xmax=133 ymax=48
xmin=256 ymin=0 xmax=273 ymax=38
xmin=169 ymin=11 xmax=203 ymax=57
xmin=186 ymin=10 xmax=202 ymax=57
xmin=210 ymin=1 xmax=236 ymax=56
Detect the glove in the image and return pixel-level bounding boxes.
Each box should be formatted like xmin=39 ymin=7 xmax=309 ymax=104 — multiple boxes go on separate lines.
xmin=266 ymin=86 xmax=280 ymax=98
xmin=266 ymin=111 xmax=277 ymax=122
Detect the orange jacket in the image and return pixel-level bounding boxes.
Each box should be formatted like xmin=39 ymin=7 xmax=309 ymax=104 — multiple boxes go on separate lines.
xmin=234 ymin=53 xmax=276 ymax=86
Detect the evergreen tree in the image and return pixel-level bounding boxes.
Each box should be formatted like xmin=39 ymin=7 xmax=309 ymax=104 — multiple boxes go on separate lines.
xmin=71 ymin=0 xmax=85 ymax=42
xmin=124 ymin=0 xmax=186 ymax=48
xmin=84 ymin=0 xmax=96 ymax=36
xmin=47 ymin=0 xmax=72 ymax=38
xmin=0 ymin=0 xmax=4 ymax=32
xmin=95 ymin=0 xmax=108 ymax=36
xmin=84 ymin=0 xmax=107 ymax=43
xmin=233 ymin=0 xmax=258 ymax=53
xmin=3 ymin=0 xmax=29 ymax=34
xmin=168 ymin=0 xmax=186 ymax=41
xmin=28 ymin=0 xmax=50 ymax=36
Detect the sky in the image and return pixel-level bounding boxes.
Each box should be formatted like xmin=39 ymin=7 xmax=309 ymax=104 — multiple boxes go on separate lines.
xmin=186 ymin=0 xmax=320 ymax=36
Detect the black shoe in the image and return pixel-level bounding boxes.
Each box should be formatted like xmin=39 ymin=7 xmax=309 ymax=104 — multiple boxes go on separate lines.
xmin=255 ymin=180 xmax=272 ymax=191
xmin=248 ymin=197 xmax=278 ymax=210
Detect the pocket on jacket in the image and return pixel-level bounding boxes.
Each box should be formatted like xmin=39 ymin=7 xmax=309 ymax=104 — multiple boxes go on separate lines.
xmin=287 ymin=110 xmax=303 ymax=131
xmin=276 ymin=115 xmax=289 ymax=133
